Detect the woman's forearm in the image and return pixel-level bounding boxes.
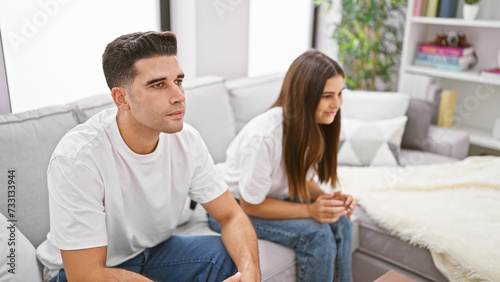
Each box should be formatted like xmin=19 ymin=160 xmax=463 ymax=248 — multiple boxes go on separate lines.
xmin=239 ymin=196 xmax=310 ymax=220
xmin=239 ymin=186 xmax=347 ymax=223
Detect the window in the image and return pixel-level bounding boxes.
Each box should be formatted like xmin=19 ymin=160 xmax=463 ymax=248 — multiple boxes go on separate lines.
xmin=0 ymin=0 xmax=160 ymax=113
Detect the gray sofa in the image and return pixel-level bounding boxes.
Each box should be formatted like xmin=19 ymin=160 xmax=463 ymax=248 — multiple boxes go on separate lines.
xmin=0 ymin=73 xmax=469 ymax=281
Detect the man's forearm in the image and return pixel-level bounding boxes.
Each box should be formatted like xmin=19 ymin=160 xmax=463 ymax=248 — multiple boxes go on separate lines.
xmin=219 ymin=211 xmax=261 ymax=281
xmin=61 ymin=247 xmax=154 ymax=282
xmin=99 ymin=268 xmax=153 ymax=282
xmin=64 ymin=264 xmax=153 ymax=282
xmin=203 ymin=190 xmax=261 ymax=280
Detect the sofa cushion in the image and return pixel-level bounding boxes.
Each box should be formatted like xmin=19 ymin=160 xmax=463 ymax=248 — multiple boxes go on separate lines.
xmin=66 ymin=94 xmax=114 ymax=123
xmin=0 ymin=106 xmax=79 ymax=247
xmin=225 ymin=73 xmax=284 ymax=133
xmin=0 ymin=213 xmax=43 ymax=282
xmin=402 ymin=99 xmax=435 ymax=151
xmin=353 ymin=208 xmax=447 ymax=281
xmin=339 ymin=116 xmax=407 ymax=166
xmin=341 ymin=90 xmax=410 ymax=120
xmin=183 ymin=76 xmax=236 ymax=164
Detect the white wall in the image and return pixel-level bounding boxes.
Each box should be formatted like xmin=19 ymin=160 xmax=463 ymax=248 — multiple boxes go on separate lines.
xmin=196 ymin=0 xmax=249 ymax=79
xmin=248 ymin=0 xmax=314 ymax=77
xmin=0 ymin=0 xmax=160 ymax=113
xmin=171 ymin=0 xmax=249 ymax=80
xmin=314 ymin=1 xmax=342 ymax=61
xmin=170 ymin=0 xmax=197 ymax=78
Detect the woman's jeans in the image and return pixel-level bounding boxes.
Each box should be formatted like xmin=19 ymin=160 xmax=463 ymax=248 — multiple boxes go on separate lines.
xmin=208 ymin=212 xmax=352 ymax=282
xmin=49 ymin=235 xmax=237 ymax=282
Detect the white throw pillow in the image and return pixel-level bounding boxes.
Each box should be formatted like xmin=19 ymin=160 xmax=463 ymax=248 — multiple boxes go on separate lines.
xmin=341 ymin=89 xmax=410 ymax=120
xmin=0 ymin=213 xmax=42 ymax=282
xmin=339 ymin=116 xmax=408 ymax=166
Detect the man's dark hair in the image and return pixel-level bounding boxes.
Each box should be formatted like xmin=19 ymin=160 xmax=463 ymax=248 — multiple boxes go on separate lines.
xmin=102 ymin=31 xmax=177 ymax=90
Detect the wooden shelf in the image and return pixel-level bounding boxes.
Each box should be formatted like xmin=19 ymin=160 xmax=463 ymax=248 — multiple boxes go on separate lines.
xmin=410 ymin=17 xmax=500 ymax=28
xmin=405 ymin=66 xmax=500 ymax=86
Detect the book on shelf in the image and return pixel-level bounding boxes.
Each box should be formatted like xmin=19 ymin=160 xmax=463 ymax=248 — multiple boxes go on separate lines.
xmin=480 ymin=68 xmax=500 ymax=79
xmin=416 ymin=52 xmax=475 ymax=65
xmin=437 ymin=89 xmax=458 ymax=128
xmin=414 ymin=58 xmax=466 ymax=71
xmin=425 ymin=0 xmax=439 ymax=17
xmin=413 ymin=0 xmax=423 ymax=16
xmin=438 ymin=0 xmax=458 ymax=18
xmin=420 ymin=0 xmax=429 ymax=17
xmin=418 ymin=44 xmax=474 ymax=57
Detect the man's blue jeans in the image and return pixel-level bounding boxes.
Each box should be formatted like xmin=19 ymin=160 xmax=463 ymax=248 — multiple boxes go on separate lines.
xmin=49 ymin=235 xmax=237 ymax=282
xmin=208 ymin=214 xmax=352 ymax=282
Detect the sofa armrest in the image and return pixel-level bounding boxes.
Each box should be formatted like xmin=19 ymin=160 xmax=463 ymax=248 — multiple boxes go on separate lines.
xmin=351 ymin=215 xmax=360 ymax=253
xmin=422 ymin=125 xmax=470 ymax=159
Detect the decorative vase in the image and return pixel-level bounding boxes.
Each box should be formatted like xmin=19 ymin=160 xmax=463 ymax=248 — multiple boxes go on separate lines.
xmin=463 ymin=4 xmax=479 ymax=20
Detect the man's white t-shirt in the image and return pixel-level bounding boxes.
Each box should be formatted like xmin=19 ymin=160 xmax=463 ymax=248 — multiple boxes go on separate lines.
xmin=36 ymin=108 xmax=227 ymax=281
xmin=220 ymin=107 xmax=315 ymax=205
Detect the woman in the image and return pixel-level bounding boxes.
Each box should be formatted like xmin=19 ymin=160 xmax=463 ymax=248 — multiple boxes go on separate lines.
xmin=210 ymin=49 xmax=355 ymax=281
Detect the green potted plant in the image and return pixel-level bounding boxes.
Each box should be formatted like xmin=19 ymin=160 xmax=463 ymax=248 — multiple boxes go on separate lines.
xmin=463 ymin=0 xmax=480 ymax=20
xmin=315 ymin=0 xmax=407 ymax=91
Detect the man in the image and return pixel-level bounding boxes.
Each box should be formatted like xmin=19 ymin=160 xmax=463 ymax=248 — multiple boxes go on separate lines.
xmin=37 ymin=31 xmax=260 ymax=282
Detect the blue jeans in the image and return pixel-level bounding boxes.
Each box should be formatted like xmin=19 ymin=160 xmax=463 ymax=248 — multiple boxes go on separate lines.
xmin=208 ymin=213 xmax=352 ymax=282
xmin=49 ymin=235 xmax=237 ymax=282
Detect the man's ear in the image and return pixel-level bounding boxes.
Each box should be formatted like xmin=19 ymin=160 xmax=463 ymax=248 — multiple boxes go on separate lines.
xmin=111 ymin=87 xmax=130 ymax=111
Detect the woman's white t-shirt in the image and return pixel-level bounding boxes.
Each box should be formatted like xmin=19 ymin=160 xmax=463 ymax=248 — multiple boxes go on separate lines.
xmin=220 ymin=107 xmax=315 ymax=205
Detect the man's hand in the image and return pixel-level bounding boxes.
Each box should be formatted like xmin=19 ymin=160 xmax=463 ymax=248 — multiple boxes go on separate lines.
xmin=223 ymin=272 xmax=242 ymax=282
xmin=307 ymin=192 xmax=348 ymax=223
xmin=333 ymin=192 xmax=356 ymax=219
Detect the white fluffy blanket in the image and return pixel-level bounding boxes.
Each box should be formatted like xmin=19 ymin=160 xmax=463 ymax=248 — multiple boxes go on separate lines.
xmin=337 ymin=156 xmax=500 ymax=282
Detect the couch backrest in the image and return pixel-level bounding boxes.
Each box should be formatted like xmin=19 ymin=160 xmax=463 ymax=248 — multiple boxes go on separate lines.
xmin=66 ymin=94 xmax=114 ymax=123
xmin=225 ymin=73 xmax=284 ymax=133
xmin=183 ymin=76 xmax=236 ymax=164
xmin=0 ymin=106 xmax=79 ymax=247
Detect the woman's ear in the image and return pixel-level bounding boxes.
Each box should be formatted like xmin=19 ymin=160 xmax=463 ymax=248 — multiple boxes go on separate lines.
xmin=111 ymin=87 xmax=130 ymax=111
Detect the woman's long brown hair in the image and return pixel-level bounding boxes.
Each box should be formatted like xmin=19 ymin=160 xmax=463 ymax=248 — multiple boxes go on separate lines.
xmin=271 ymin=50 xmax=344 ymax=203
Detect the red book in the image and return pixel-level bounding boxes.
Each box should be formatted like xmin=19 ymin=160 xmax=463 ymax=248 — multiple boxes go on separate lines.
xmin=413 ymin=0 xmax=423 ymax=16
xmin=418 ymin=44 xmax=474 ymax=57
xmin=480 ymin=68 xmax=500 ymax=79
